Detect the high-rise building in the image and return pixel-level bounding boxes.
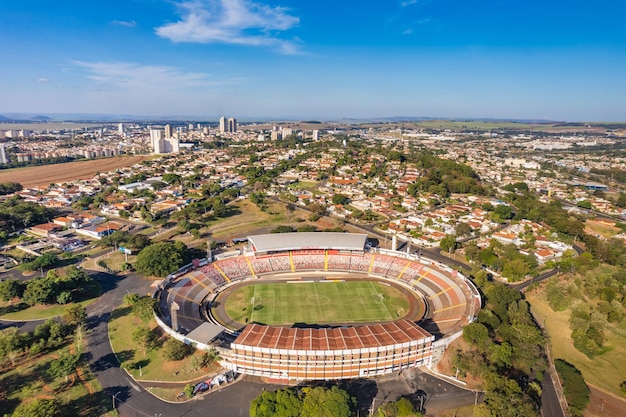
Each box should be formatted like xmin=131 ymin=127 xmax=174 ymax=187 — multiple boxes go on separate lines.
xmin=164 ymin=124 xmax=172 ymax=139
xmin=189 ymin=123 xmax=194 ymax=131
xmin=219 ymin=117 xmax=226 ymax=133
xmin=118 ymin=123 xmax=124 ymax=135
xmin=312 ymin=130 xmax=320 ymax=141
xmin=150 ymin=129 xmax=163 ymax=153
xmin=271 ymin=131 xmax=282 ymax=141
xmin=0 ymin=144 xmax=7 ymax=164
xmin=228 ymin=117 xmax=237 ymax=133
xmin=282 ymin=127 xmax=293 ymax=138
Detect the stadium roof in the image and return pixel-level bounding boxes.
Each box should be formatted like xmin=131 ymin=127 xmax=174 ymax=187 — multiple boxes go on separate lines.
xmin=248 ymin=232 xmax=367 ymax=253
xmin=232 ymin=320 xmax=433 ymax=351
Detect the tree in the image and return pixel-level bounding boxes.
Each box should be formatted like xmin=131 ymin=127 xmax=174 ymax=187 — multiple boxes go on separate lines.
xmin=0 ymin=279 xmax=25 ymax=301
xmin=132 ymin=326 xmax=157 ymax=355
xmin=502 ymin=258 xmax=531 ymax=282
xmin=0 ymin=326 xmax=25 ymax=362
xmin=0 ymin=182 xmax=23 ymax=196
xmin=162 ymin=173 xmax=182 ymax=185
xmin=455 ymin=222 xmax=472 ymax=237
xmin=376 ymin=397 xmax=422 ymax=417
xmin=10 ymin=398 xmax=60 ymax=417
xmin=462 ymin=322 xmax=490 ymax=347
xmin=250 ymin=388 xmax=303 ymax=417
xmin=162 ymin=338 xmax=193 ymax=361
xmin=492 ymin=205 xmax=512 ymax=222
xmin=123 ymin=292 xmax=140 ymax=305
xmin=439 ymin=234 xmax=457 ymax=253
xmin=249 ymin=192 xmax=266 ymax=207
xmin=19 ymin=252 xmax=58 ymax=272
xmin=555 ymin=359 xmax=590 ymax=416
xmin=22 ymin=277 xmax=55 ymax=305
xmin=135 ymin=241 xmax=185 ymax=277
xmin=271 ymin=225 xmax=295 ymax=234
xmin=132 ymin=296 xmax=158 ymax=323
xmin=301 ymin=386 xmax=355 ymax=417
xmin=62 ymin=304 xmax=87 ymax=327
xmin=331 ymin=194 xmax=350 ymax=205
xmin=46 ymin=352 xmax=80 ymax=381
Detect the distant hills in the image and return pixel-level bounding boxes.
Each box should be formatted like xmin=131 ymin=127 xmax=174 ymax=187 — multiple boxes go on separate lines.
xmin=0 ymin=112 xmax=564 ymax=124
xmin=0 ymin=113 xmax=623 ymax=127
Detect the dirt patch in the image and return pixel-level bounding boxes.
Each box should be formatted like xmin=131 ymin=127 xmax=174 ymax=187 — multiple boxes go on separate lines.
xmin=584 ymin=385 xmax=626 ymax=417
xmin=0 ymin=156 xmax=149 ymax=188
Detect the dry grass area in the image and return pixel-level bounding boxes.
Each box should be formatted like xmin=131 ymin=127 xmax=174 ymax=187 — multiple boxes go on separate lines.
xmin=584 ymin=219 xmax=622 ymax=239
xmin=0 ymin=156 xmax=149 ymax=188
xmin=526 ymin=286 xmax=626 ymax=404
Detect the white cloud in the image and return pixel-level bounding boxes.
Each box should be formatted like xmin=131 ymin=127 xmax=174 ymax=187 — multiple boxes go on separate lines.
xmin=72 ymin=60 xmax=214 ymax=91
xmin=112 ymin=20 xmax=137 ymax=27
xmin=400 ymin=0 xmax=419 ymax=6
xmin=155 ymin=0 xmax=300 ymax=54
xmin=36 ymin=77 xmax=50 ymax=83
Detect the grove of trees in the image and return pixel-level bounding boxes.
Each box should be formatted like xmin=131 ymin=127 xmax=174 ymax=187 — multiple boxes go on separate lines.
xmin=135 ymin=241 xmax=189 ymax=277
xmin=454 ymin=280 xmax=546 ymax=416
xmin=250 ymin=386 xmax=355 ymax=417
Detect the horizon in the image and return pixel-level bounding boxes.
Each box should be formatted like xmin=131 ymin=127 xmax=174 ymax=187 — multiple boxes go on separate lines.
xmin=1 ymin=1 xmax=625 ymax=121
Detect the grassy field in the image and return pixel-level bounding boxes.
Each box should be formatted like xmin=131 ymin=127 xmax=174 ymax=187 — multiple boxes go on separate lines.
xmin=0 ymin=298 xmax=97 ymax=321
xmin=526 ymin=288 xmax=626 ymax=397
xmin=224 ymin=281 xmax=410 ymax=325
xmin=205 ymin=199 xmax=286 ymax=239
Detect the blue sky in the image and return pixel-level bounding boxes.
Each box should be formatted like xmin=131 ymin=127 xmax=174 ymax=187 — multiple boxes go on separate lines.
xmin=1 ymin=0 xmax=625 ymax=121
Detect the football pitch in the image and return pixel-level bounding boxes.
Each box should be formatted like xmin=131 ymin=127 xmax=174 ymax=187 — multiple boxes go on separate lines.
xmin=223 ymin=280 xmax=411 ymax=325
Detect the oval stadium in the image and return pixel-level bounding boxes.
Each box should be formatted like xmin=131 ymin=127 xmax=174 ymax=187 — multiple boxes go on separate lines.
xmin=155 ymin=232 xmax=481 ymax=381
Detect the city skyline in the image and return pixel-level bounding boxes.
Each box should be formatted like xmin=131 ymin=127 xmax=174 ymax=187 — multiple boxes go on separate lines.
xmin=1 ymin=0 xmax=626 ymax=121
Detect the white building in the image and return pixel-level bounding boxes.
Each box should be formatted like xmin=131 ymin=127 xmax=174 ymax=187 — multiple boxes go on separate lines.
xmin=0 ymin=144 xmax=7 ymax=164
xmin=219 ymin=117 xmax=226 ymax=133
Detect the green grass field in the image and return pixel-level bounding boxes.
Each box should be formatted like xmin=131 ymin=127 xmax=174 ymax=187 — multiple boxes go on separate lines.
xmin=224 ymin=280 xmax=411 ymax=325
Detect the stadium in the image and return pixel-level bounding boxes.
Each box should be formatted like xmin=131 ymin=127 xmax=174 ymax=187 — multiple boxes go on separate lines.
xmin=154 ymin=232 xmax=481 ymax=381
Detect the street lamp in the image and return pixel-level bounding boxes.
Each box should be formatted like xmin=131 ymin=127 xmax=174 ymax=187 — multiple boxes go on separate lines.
xmin=112 ymin=391 xmax=121 ymax=410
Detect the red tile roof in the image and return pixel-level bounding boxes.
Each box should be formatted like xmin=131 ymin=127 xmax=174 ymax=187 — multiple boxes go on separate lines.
xmin=233 ymin=319 xmax=432 ymax=351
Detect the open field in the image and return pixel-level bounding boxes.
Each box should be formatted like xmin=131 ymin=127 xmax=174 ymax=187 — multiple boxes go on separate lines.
xmin=584 ymin=219 xmax=622 ymax=239
xmin=526 ymin=288 xmax=626 ymax=398
xmin=0 ymin=155 xmax=149 ymax=188
xmin=224 ymin=280 xmax=411 ymax=325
